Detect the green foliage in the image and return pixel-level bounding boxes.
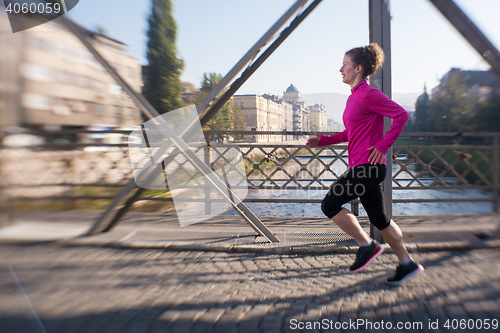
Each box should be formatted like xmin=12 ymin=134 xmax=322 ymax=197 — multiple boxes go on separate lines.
xmin=426 ymin=75 xmax=476 ymax=132
xmin=232 ymin=102 xmax=245 ymax=131
xmin=243 ymin=153 xmax=276 ymax=174
xmin=6 ymin=186 xmax=174 ymax=212
xmin=199 ymin=72 xmax=222 ymax=95
xmin=410 ymin=148 xmax=492 ymax=184
xmin=414 ymin=73 xmax=500 ymax=133
xmin=414 ymin=89 xmax=429 ymax=132
xmin=466 ymin=96 xmax=500 ymax=132
xmin=232 ymin=101 xmax=246 ymax=140
xmin=402 ymin=115 xmax=414 ymax=132
xmin=144 ymin=0 xmax=184 ymax=115
xmin=196 ymin=72 xmax=233 ymax=134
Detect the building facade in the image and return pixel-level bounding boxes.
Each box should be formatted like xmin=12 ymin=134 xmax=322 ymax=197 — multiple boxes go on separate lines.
xmin=309 ymin=103 xmax=328 ymax=132
xmin=233 ymin=84 xmax=330 ymax=142
xmin=234 ymin=94 xmax=287 ymax=143
xmin=284 ymin=83 xmax=331 ymax=136
xmin=283 ymin=83 xmax=301 ymax=104
xmin=0 ymin=8 xmax=143 ymax=138
xmin=281 ymin=98 xmax=294 ymax=140
xmin=284 ymin=84 xmax=310 ymax=134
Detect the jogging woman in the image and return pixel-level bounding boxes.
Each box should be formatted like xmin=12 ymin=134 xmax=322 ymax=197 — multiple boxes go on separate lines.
xmin=306 ymin=43 xmax=424 ymax=285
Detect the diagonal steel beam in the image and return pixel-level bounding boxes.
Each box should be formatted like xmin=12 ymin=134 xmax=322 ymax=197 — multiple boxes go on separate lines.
xmin=99 ymin=0 xmax=323 ymax=236
xmin=197 ymin=0 xmax=323 ymax=122
xmin=95 ymin=1 xmax=320 ymax=238
xmin=429 ymin=0 xmax=500 ymax=237
xmin=133 ymin=116 xmax=281 ymax=242
xmin=57 ymin=0 xmax=321 ymax=238
xmin=429 ymin=0 xmax=500 ymax=78
xmin=196 ymin=0 xmax=309 ymax=116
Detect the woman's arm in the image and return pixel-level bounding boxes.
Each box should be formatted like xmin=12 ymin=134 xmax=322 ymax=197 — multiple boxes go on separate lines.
xmin=306 ymin=130 xmax=348 ymax=147
xmin=367 ymin=90 xmax=409 ymax=154
xmin=317 ymin=130 xmax=348 ymax=146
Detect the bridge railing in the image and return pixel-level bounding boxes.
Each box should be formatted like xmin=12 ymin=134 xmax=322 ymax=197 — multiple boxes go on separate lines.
xmin=1 ymin=130 xmax=498 ymax=214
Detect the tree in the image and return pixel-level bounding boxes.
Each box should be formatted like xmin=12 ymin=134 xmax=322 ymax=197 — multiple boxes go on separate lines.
xmin=467 ymin=95 xmax=500 ymax=132
xmin=196 ymin=73 xmax=232 ymax=135
xmin=232 ymin=101 xmax=246 ymax=141
xmin=414 ymin=86 xmax=429 ymax=132
xmin=426 ymin=75 xmax=475 ymax=132
xmin=402 ymin=115 xmax=414 ymax=132
xmin=144 ymin=0 xmax=184 ymax=115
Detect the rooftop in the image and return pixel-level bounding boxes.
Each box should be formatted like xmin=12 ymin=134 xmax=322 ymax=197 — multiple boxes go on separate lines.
xmin=285 ymin=84 xmax=299 ymax=93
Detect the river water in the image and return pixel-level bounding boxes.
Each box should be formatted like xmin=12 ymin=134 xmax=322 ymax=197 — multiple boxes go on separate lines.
xmin=224 ymin=154 xmax=494 ymax=217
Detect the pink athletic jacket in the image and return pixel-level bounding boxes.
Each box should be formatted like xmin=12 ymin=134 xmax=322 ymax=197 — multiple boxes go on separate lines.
xmin=317 ymin=80 xmax=408 ymax=168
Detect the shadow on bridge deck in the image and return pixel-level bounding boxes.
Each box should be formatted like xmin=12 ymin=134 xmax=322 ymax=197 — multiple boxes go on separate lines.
xmin=0 ymin=211 xmax=499 ymax=254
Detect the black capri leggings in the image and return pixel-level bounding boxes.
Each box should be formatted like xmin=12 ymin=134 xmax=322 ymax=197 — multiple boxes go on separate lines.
xmin=321 ymin=164 xmax=390 ymax=231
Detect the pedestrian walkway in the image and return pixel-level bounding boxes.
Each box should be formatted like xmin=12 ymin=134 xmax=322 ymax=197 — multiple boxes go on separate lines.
xmin=1 ymin=211 xmax=499 ymax=254
xmin=1 ymin=243 xmax=499 ymax=333
xmin=0 ymin=211 xmax=499 ymax=332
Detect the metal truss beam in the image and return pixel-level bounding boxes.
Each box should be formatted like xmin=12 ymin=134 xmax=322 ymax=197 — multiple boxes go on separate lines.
xmin=429 ymin=0 xmax=500 ymax=78
xmin=57 ymin=0 xmax=321 ymax=241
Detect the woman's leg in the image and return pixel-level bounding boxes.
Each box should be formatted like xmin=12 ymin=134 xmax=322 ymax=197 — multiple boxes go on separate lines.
xmin=331 ymin=207 xmax=371 ymax=245
xmin=357 ymin=165 xmax=424 ymax=284
xmin=322 ymin=168 xmax=371 ymax=245
xmin=322 ymin=166 xmax=385 ymax=272
xmin=359 ymin=181 xmax=411 ymax=263
xmin=380 ymin=220 xmax=411 ymax=263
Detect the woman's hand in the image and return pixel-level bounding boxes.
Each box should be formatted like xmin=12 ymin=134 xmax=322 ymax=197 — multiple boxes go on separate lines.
xmin=306 ymin=134 xmax=321 ymax=147
xmin=367 ymin=146 xmax=384 ymax=164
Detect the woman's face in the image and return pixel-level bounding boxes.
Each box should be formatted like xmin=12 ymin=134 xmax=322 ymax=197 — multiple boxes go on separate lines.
xmin=340 ymin=54 xmax=360 ymax=86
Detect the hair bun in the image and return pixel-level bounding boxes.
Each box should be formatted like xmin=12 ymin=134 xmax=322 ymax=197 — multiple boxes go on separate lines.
xmin=346 ymin=43 xmax=385 ymax=78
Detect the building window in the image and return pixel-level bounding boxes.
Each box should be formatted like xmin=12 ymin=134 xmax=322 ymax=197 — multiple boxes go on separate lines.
xmin=109 ymin=84 xmax=122 ymax=95
xmin=21 ymin=93 xmax=52 ymax=110
xmin=20 ymin=63 xmax=55 ymax=82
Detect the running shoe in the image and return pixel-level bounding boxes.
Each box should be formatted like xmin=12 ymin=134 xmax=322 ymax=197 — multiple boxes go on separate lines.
xmin=387 ymin=261 xmax=424 ymax=286
xmin=349 ymin=241 xmax=384 ymax=273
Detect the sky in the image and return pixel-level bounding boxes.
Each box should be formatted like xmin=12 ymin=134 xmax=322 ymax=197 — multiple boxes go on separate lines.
xmin=64 ymin=0 xmax=500 ymax=97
